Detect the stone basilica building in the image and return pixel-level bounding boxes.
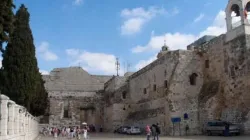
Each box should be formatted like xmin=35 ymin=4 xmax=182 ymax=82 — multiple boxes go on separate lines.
xmin=42 ymin=0 xmax=250 ymax=135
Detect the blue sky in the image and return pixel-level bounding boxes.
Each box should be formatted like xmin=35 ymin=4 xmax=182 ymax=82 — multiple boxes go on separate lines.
xmin=10 ymin=0 xmax=228 ymax=75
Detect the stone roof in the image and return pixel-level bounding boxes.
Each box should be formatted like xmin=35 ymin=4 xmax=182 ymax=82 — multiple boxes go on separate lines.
xmin=42 ymin=67 xmax=112 ymax=91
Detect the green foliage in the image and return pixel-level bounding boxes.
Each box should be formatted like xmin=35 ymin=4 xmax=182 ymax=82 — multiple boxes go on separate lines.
xmin=30 ymin=73 xmax=49 ymax=116
xmin=0 ymin=4 xmax=48 ymax=116
xmin=0 ymin=0 xmax=15 ymax=52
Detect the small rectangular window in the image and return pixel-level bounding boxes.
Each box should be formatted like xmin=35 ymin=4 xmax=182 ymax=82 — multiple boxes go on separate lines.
xmin=164 ymin=80 xmax=168 ymax=88
xmin=64 ymin=110 xmax=69 ymax=118
xmin=143 ymin=88 xmax=147 ymax=94
xmin=153 ymin=84 xmax=156 ymax=91
xmin=205 ymin=60 xmax=209 ymax=68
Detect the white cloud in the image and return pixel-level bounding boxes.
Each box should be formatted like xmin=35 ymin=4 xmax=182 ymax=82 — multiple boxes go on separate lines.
xmin=132 ymin=33 xmax=196 ymax=53
xmin=132 ymin=10 xmax=227 ymax=54
xmin=194 ymin=13 xmax=205 ymax=23
xmin=66 ymin=49 xmax=124 ymax=75
xmin=40 ymin=70 xmax=49 ymax=75
xmin=172 ymin=7 xmax=180 ymax=15
xmin=37 ymin=42 xmax=58 ymax=61
xmin=121 ymin=7 xmax=166 ymax=35
xmin=73 ymin=0 xmax=83 ymax=5
xmin=199 ymin=11 xmax=226 ymax=37
xmin=135 ymin=55 xmax=157 ymax=70
xmin=134 ymin=10 xmax=227 ymax=69
xmin=121 ymin=18 xmax=145 ymax=35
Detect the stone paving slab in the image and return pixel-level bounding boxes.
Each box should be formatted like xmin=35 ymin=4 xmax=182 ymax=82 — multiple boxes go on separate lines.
xmin=38 ymin=133 xmax=250 ymax=140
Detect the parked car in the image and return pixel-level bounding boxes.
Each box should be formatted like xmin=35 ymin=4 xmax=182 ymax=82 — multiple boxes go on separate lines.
xmin=114 ymin=126 xmax=129 ymax=134
xmin=205 ymin=120 xmax=241 ymax=136
xmin=114 ymin=127 xmax=121 ymax=133
xmin=126 ymin=126 xmax=141 ymax=135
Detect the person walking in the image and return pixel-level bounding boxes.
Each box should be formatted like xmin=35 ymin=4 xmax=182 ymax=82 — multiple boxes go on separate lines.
xmin=151 ymin=124 xmax=157 ymax=140
xmin=155 ymin=123 xmax=161 ymax=140
xmin=53 ymin=127 xmax=58 ymax=138
xmin=145 ymin=125 xmax=151 ymax=140
xmin=83 ymin=126 xmax=88 ymax=140
xmin=76 ymin=126 xmax=81 ymax=140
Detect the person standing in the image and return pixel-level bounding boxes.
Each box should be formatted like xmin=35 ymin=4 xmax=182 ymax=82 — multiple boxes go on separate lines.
xmin=151 ymin=124 xmax=157 ymax=140
xmin=155 ymin=123 xmax=161 ymax=140
xmin=70 ymin=127 xmax=74 ymax=139
xmin=145 ymin=125 xmax=151 ymax=140
xmin=83 ymin=126 xmax=88 ymax=139
xmin=53 ymin=127 xmax=58 ymax=138
xmin=76 ymin=126 xmax=81 ymax=140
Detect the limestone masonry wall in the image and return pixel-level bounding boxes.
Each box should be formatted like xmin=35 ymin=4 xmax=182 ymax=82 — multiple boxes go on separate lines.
xmin=0 ymin=94 xmax=39 ymax=140
xmin=103 ymin=33 xmax=250 ymax=135
xmin=43 ymin=29 xmax=250 ymax=136
xmin=198 ymin=34 xmax=250 ymax=134
xmin=43 ymin=67 xmax=111 ymax=127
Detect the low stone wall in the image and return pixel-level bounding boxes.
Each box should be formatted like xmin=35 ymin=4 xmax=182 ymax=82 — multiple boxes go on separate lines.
xmin=0 ymin=94 xmax=39 ymax=140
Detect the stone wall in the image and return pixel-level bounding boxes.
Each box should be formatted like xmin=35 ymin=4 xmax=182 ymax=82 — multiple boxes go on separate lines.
xmin=48 ymin=92 xmax=104 ymax=126
xmin=0 ymin=94 xmax=39 ymax=140
xmin=103 ymin=76 xmax=130 ymax=131
xmin=103 ymin=50 xmax=203 ymax=135
xmin=126 ymin=50 xmax=203 ymax=135
xmin=43 ymin=67 xmax=111 ymax=91
xmin=197 ymin=34 xmax=250 ymax=134
xmin=43 ymin=67 xmax=111 ymax=127
xmin=42 ymin=30 xmax=250 ymax=135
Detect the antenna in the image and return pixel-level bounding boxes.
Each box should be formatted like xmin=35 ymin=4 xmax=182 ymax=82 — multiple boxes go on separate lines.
xmin=124 ymin=61 xmax=126 ymax=74
xmin=115 ymin=57 xmax=120 ymax=76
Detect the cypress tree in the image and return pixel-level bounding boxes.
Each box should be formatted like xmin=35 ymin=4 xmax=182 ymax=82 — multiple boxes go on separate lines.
xmin=0 ymin=0 xmax=15 ymax=52
xmin=1 ymin=4 xmax=48 ymax=115
xmin=30 ymin=74 xmax=49 ymax=116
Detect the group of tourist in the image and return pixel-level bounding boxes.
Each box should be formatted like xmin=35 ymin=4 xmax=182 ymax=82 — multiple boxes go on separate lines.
xmin=41 ymin=125 xmax=92 ymax=139
xmin=145 ymin=123 xmax=161 ymax=140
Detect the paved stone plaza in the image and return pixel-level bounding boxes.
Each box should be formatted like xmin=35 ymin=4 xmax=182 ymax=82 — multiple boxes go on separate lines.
xmin=37 ymin=133 xmax=250 ymax=140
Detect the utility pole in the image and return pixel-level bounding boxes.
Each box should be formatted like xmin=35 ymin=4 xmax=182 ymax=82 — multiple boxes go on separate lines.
xmin=124 ymin=61 xmax=126 ymax=74
xmin=115 ymin=57 xmax=120 ymax=76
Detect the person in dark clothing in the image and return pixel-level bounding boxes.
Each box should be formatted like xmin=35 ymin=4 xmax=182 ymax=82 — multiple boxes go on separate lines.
xmin=224 ymin=123 xmax=230 ymax=136
xmin=151 ymin=124 xmax=157 ymax=140
xmin=100 ymin=125 xmax=103 ymax=132
xmin=155 ymin=123 xmax=161 ymax=140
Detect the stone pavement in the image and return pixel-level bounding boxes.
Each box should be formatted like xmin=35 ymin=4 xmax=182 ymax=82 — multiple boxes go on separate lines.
xmin=37 ymin=133 xmax=250 ymax=140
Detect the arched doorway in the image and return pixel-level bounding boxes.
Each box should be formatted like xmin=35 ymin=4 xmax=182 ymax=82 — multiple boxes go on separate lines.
xmin=245 ymin=2 xmax=250 ymax=21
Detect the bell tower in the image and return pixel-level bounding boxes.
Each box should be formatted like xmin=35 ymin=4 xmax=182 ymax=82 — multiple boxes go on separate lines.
xmin=225 ymin=0 xmax=250 ymax=41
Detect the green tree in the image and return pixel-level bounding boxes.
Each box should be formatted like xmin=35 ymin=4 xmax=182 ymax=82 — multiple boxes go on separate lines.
xmin=1 ymin=4 xmax=48 ymax=115
xmin=0 ymin=0 xmax=15 ymax=52
xmin=30 ymin=74 xmax=49 ymax=116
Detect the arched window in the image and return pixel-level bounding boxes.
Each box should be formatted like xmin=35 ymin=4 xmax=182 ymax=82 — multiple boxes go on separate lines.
xmin=63 ymin=101 xmax=69 ymax=118
xmin=231 ymin=4 xmax=241 ymax=28
xmin=122 ymin=91 xmax=127 ymax=99
xmin=245 ymin=2 xmax=250 ymax=20
xmin=189 ymin=73 xmax=198 ymax=85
